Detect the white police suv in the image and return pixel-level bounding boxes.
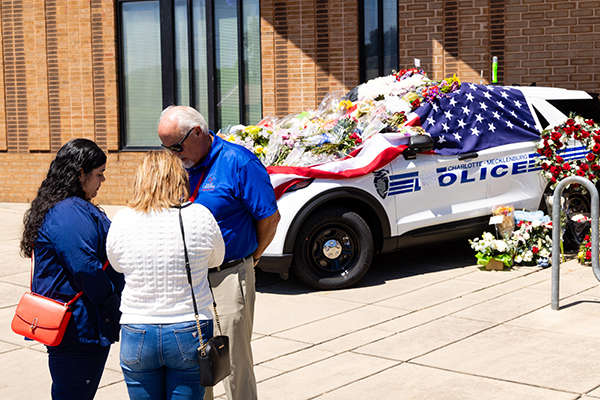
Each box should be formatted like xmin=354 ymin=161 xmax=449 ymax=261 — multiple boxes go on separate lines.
xmin=259 ymin=85 xmax=600 ymax=290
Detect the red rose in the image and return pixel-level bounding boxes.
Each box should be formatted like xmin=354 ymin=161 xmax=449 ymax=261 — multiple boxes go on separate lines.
xmin=556 ymin=156 xmax=563 ymax=163
xmin=594 ymin=144 xmax=600 ymax=154
xmin=545 ymin=149 xmax=553 ymax=158
xmin=587 ymin=250 xmax=592 ymax=260
xmin=566 ymin=118 xmax=574 ymax=126
xmin=551 ymin=132 xmax=561 ymax=141
xmin=582 ymin=130 xmax=590 ymax=138
xmin=580 ymin=163 xmax=589 ymax=172
xmin=589 ymin=173 xmax=596 ymax=180
xmin=541 ymin=162 xmax=549 ymax=171
xmin=585 ymin=235 xmax=591 ymax=241
xmin=586 ymin=241 xmax=592 ymax=248
xmin=587 ymin=153 xmax=596 ymax=162
xmin=555 ymin=141 xmax=563 ymax=149
xmin=594 ymin=135 xmax=600 ymax=143
xmin=532 ymin=246 xmax=539 ymax=254
xmin=563 ymin=163 xmax=571 ymax=170
xmin=592 ymin=163 xmax=600 ymax=170
xmin=577 ymin=169 xmax=585 ymax=176
xmin=551 ymin=176 xmax=557 ymax=183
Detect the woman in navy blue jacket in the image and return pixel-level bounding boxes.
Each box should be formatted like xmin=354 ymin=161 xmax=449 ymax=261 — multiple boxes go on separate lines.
xmin=20 ymin=138 xmax=124 ymax=400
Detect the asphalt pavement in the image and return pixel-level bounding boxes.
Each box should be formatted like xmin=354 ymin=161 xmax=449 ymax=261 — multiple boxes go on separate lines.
xmin=2 ymin=202 xmax=600 ymax=399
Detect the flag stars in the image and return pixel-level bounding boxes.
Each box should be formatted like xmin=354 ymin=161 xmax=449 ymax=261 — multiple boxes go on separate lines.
xmin=449 ymin=97 xmax=457 ymax=107
xmin=427 ymin=116 xmax=436 ymax=125
xmin=453 ymin=132 xmax=462 ymax=141
xmin=488 ymin=123 xmax=496 ymax=132
xmin=432 ymin=103 xmax=439 ymax=112
xmin=475 ymin=114 xmax=484 ymax=123
xmin=501 ymin=91 xmax=509 ymax=99
xmin=479 ymin=102 xmax=488 ymax=111
xmin=442 ymin=122 xmax=450 ymax=132
xmin=444 ymin=110 xmax=453 ymax=120
xmin=496 ymin=101 xmax=505 ymax=109
xmin=483 ymin=91 xmax=492 ymax=99
xmin=492 ymin=111 xmax=501 ymax=119
xmin=506 ymin=120 xmax=514 ymax=129
xmin=470 ymin=127 xmax=480 ymax=136
xmin=468 ymin=83 xmax=478 ymax=90
xmin=514 ymin=100 xmax=522 ymax=108
xmin=457 ymin=119 xmax=466 ymax=129
xmin=461 ymin=105 xmax=471 ymax=115
xmin=510 ymin=110 xmax=517 ymax=118
xmin=438 ymin=135 xmax=447 ymax=144
xmin=465 ymin=93 xmax=474 ymax=102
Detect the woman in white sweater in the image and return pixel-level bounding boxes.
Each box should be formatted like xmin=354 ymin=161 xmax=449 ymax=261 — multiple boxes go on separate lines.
xmin=106 ymin=150 xmax=224 ymax=400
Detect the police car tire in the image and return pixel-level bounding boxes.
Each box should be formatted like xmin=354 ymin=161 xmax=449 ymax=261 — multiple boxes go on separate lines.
xmin=293 ymin=207 xmax=374 ymax=290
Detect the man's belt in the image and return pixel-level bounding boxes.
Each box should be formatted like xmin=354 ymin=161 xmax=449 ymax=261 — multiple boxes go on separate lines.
xmin=209 ymin=254 xmax=253 ymax=273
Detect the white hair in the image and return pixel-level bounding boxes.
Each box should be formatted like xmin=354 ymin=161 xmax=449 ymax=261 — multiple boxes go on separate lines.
xmin=159 ymin=106 xmax=209 ymax=137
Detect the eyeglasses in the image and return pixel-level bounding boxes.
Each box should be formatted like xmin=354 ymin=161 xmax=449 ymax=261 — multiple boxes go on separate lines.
xmin=161 ymin=127 xmax=195 ymax=153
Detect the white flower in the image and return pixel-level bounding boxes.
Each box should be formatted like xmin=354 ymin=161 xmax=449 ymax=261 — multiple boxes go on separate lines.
xmin=539 ymin=248 xmax=550 ymax=258
xmin=515 ymin=255 xmax=523 ymax=263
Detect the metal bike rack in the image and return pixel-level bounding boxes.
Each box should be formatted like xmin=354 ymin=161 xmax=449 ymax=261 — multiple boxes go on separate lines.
xmin=552 ymin=176 xmax=600 ymax=310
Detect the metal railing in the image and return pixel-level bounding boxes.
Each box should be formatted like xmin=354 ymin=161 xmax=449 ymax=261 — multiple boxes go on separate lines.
xmin=552 ymin=176 xmax=600 ymax=310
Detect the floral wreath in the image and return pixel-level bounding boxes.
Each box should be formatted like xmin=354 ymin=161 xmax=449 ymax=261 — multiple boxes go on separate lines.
xmin=536 ymin=115 xmax=600 ymax=192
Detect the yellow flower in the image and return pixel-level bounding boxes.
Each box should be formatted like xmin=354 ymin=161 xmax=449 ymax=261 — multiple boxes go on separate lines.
xmin=225 ymin=135 xmax=236 ymax=143
xmin=255 ymin=145 xmax=264 ymax=155
xmin=338 ymin=100 xmax=353 ymax=111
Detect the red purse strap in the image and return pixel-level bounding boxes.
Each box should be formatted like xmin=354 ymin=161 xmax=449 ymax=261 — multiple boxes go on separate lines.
xmin=30 ymin=251 xmax=110 ymax=307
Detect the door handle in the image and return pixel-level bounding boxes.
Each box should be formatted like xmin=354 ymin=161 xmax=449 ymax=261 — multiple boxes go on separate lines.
xmin=458 ymin=152 xmax=479 ymax=161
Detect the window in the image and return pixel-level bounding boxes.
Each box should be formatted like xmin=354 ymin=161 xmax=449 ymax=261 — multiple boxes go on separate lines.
xmin=359 ymin=0 xmax=399 ymax=83
xmin=117 ymin=0 xmax=262 ymax=148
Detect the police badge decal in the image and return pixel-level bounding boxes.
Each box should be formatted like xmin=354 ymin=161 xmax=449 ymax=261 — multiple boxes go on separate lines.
xmin=373 ymin=169 xmax=389 ymax=199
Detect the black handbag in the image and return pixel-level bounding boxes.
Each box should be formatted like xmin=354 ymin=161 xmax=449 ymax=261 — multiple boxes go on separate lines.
xmin=179 ymin=206 xmax=231 ymax=387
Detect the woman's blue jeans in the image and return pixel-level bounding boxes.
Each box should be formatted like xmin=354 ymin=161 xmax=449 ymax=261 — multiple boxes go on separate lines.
xmin=120 ymin=320 xmax=213 ymax=400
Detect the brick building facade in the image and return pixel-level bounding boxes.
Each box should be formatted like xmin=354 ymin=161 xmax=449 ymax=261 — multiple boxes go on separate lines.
xmin=0 ymin=0 xmax=599 ymax=205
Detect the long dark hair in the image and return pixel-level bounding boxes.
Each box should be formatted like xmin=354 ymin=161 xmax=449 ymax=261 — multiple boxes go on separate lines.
xmin=20 ymin=139 xmax=107 ymax=258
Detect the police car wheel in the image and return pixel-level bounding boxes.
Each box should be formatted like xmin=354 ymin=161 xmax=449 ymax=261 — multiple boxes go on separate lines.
xmin=293 ymin=207 xmax=373 ymax=290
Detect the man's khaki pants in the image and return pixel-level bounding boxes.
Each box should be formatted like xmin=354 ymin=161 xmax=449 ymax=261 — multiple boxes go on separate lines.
xmin=204 ymin=257 xmax=257 ymax=400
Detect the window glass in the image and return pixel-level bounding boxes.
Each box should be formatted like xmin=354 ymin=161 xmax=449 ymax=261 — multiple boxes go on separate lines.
xmin=363 ymin=0 xmax=379 ymax=81
xmin=175 ymin=0 xmax=190 ymax=106
xmin=121 ymin=1 xmax=162 ymax=147
xmin=548 ymin=98 xmax=600 ymax=122
xmin=192 ymin=0 xmax=209 ymax=120
xmin=382 ymin=0 xmax=398 ymax=76
xmin=243 ymin=0 xmax=261 ymax=125
xmin=215 ymin=0 xmax=240 ymax=128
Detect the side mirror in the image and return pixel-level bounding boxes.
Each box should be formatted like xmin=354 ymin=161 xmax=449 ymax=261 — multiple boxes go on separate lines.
xmin=402 ymin=135 xmax=434 ymax=160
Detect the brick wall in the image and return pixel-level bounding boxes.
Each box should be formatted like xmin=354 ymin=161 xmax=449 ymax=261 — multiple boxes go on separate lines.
xmin=0 ymin=0 xmax=123 ymax=204
xmin=261 ymin=0 xmax=360 ymax=117
xmin=1 ymin=0 xmax=599 ymax=205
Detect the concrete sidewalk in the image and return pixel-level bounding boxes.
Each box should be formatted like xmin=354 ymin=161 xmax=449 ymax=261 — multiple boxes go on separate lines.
xmin=2 ymin=202 xmax=600 ymax=399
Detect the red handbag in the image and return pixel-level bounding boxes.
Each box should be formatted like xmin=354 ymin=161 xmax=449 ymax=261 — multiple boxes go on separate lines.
xmin=11 ymin=256 xmax=109 ymax=346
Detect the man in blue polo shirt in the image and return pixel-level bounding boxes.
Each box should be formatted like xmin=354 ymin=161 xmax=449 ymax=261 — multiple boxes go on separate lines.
xmin=158 ymin=106 xmax=280 ymax=400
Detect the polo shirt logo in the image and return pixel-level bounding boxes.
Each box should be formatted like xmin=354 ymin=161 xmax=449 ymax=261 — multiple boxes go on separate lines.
xmin=203 ymin=176 xmax=216 ymax=191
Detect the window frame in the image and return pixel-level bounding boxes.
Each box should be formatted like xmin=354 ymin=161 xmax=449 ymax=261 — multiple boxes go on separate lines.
xmin=115 ymin=0 xmax=262 ymax=150
xmin=358 ymin=0 xmax=399 ymax=84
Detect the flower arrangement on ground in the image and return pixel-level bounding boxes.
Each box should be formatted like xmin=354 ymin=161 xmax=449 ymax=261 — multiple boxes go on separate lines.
xmin=469 ymin=231 xmax=515 ymax=269
xmin=577 ymin=229 xmax=597 ymax=265
xmin=511 ymin=220 xmax=552 ymax=267
xmin=470 ymin=212 xmax=553 ymax=270
xmin=536 ymin=116 xmax=600 ymax=193
xmin=219 ymin=70 xmax=461 ymax=167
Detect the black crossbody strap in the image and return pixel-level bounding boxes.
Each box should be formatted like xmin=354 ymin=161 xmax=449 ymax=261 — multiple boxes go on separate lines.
xmin=178 ymin=206 xmax=224 ymax=341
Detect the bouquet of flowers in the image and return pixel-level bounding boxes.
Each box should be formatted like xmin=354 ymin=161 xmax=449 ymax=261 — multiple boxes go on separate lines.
xmin=511 ymin=220 xmax=552 ymax=267
xmin=219 ymin=70 xmax=462 ymax=168
xmin=536 ymin=115 xmax=600 ymax=193
xmin=469 ymin=231 xmax=515 ymax=269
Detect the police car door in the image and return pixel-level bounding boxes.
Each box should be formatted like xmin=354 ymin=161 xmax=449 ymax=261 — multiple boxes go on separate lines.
xmin=386 ymin=149 xmax=490 ymax=238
